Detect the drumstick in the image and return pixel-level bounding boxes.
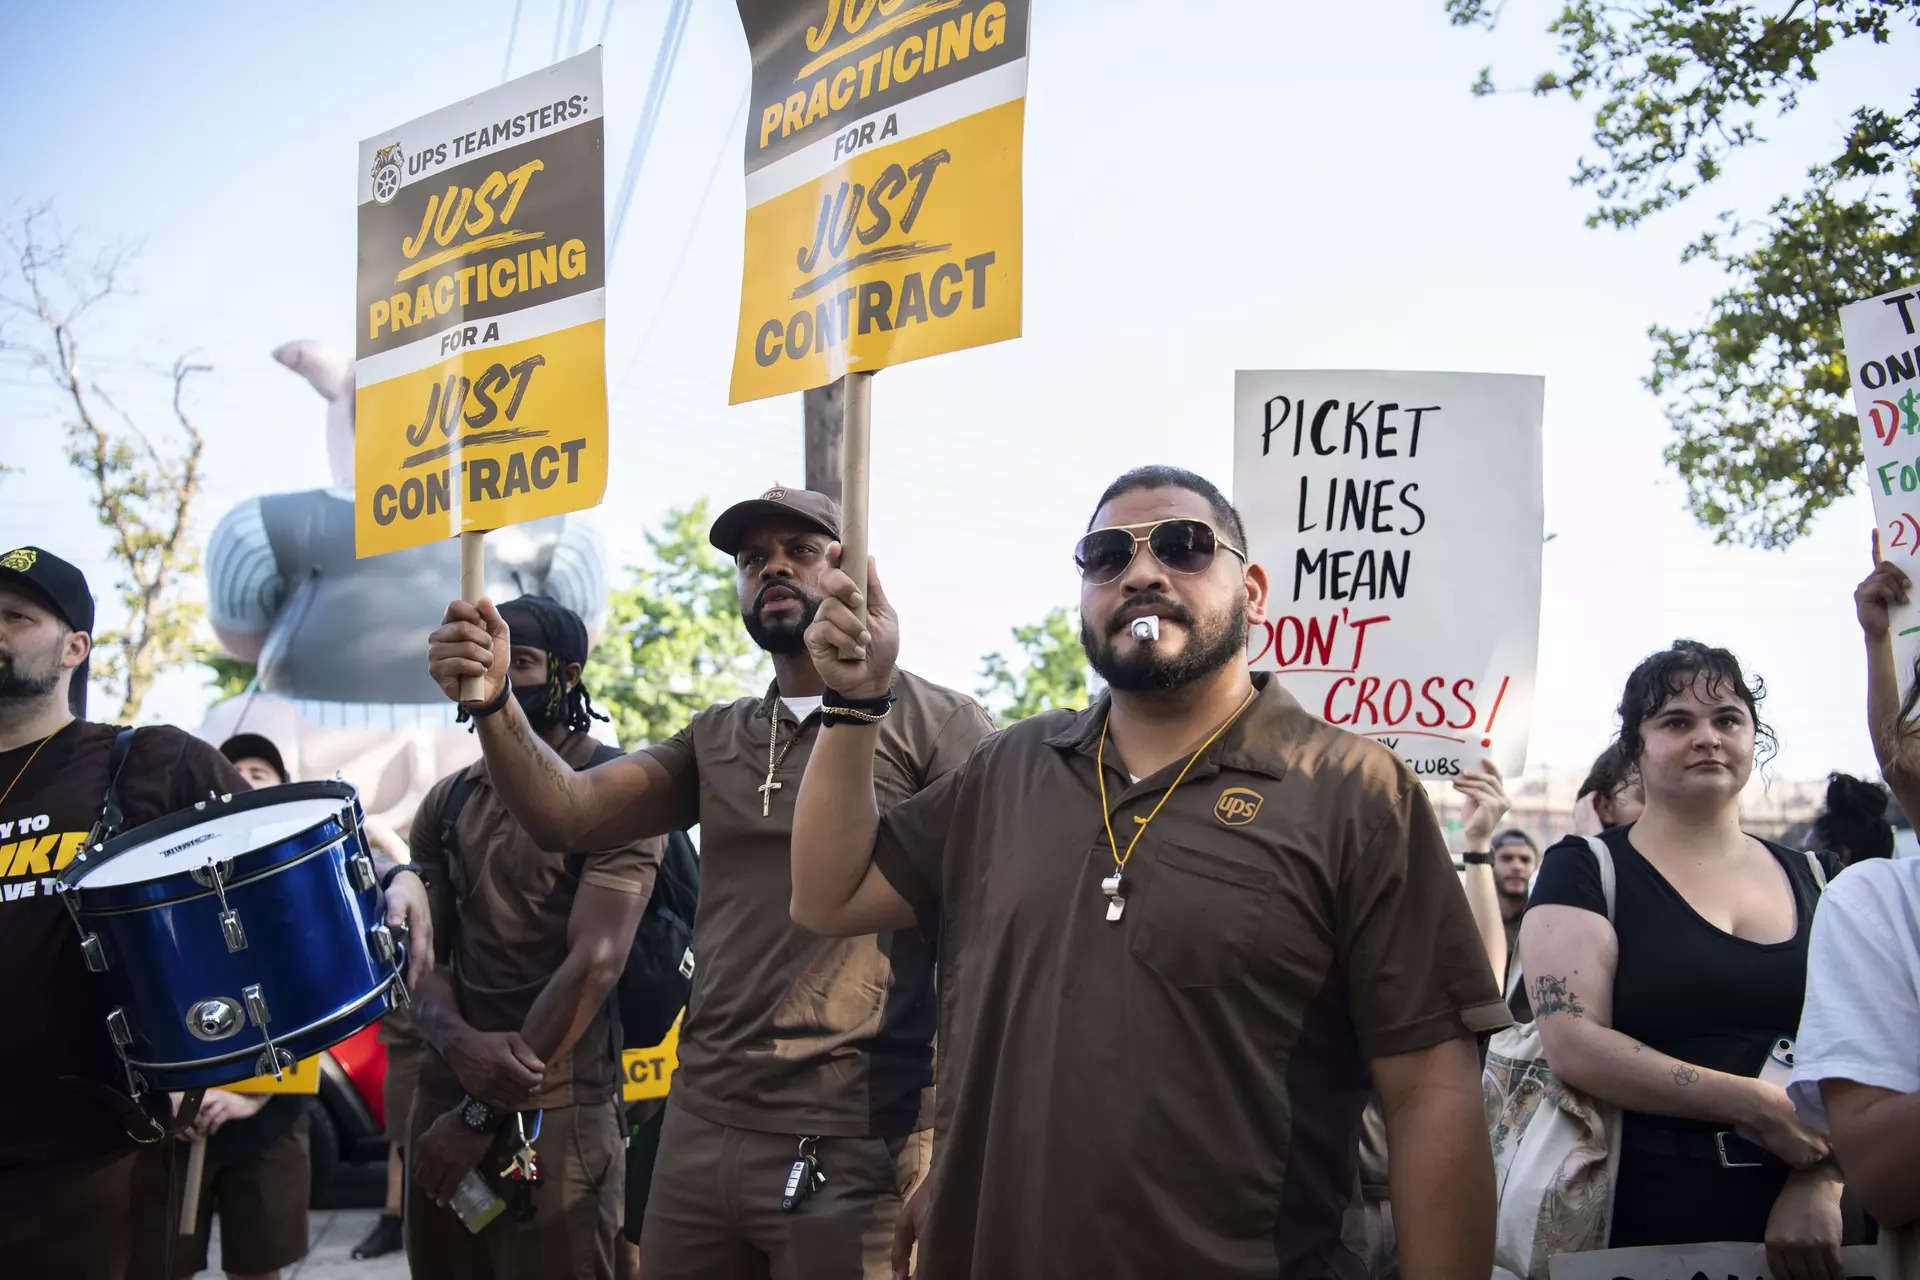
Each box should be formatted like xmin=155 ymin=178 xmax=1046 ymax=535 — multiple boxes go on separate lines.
xmin=180 ymin=1135 xmax=207 ymax=1235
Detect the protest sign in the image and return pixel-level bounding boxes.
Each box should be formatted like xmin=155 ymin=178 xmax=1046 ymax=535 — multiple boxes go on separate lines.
xmin=1842 ymin=283 xmax=1920 ymax=700
xmin=621 ymin=1017 xmax=682 ymax=1103
xmin=728 ymin=0 xmax=1029 ymax=403
xmin=354 ymin=50 xmax=607 ymax=559
xmin=1234 ymin=371 xmax=1544 ymax=779
xmin=1548 ymin=1241 xmax=1881 ymax=1279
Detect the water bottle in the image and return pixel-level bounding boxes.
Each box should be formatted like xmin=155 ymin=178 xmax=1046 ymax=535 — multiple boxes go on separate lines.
xmin=448 ymin=1169 xmax=506 ymax=1234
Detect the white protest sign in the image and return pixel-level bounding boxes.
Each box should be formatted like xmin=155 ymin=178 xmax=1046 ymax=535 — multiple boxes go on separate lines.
xmin=1549 ymin=1241 xmax=1882 ymax=1280
xmin=1842 ymin=283 xmax=1920 ymax=701
xmin=1234 ymin=370 xmax=1543 ymax=780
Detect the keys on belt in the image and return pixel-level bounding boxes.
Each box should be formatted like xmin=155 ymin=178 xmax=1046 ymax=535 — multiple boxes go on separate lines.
xmin=780 ymin=1135 xmax=828 ymax=1212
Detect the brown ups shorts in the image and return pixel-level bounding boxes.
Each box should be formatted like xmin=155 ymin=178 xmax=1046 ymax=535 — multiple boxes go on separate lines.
xmin=174 ymin=1110 xmax=312 ymax=1277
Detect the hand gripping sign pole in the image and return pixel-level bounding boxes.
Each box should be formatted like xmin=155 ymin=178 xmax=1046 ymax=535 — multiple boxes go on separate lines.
xmin=840 ymin=372 xmax=873 ymax=622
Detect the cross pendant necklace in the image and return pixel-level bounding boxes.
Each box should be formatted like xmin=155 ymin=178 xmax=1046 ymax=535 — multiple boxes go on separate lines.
xmin=760 ymin=692 xmax=801 ymax=818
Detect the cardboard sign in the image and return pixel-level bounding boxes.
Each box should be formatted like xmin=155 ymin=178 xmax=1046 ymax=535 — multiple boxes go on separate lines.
xmin=621 ymin=1017 xmax=681 ymax=1102
xmin=1234 ymin=370 xmax=1544 ymax=779
xmin=1548 ymin=1241 xmax=1882 ymax=1279
xmin=354 ymin=50 xmax=608 ymax=557
xmin=1842 ymin=283 xmax=1920 ymax=699
xmin=728 ymin=0 xmax=1029 ymax=403
xmin=222 ymin=1055 xmax=321 ymax=1096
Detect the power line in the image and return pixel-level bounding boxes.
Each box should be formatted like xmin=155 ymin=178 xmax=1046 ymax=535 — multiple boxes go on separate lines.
xmin=596 ymin=0 xmax=616 ymax=47
xmin=608 ymin=0 xmax=693 ymax=260
xmin=501 ymin=0 xmax=524 ymax=81
xmin=568 ymin=0 xmax=591 ymax=55
xmin=617 ymin=84 xmax=750 ymax=381
xmin=550 ymin=0 xmax=567 ymax=62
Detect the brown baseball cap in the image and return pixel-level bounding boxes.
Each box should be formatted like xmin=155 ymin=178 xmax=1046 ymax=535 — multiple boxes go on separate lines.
xmin=708 ymin=485 xmax=843 ymax=555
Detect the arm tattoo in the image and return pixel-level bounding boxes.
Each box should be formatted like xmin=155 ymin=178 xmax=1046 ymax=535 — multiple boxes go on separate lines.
xmin=1671 ymin=1064 xmax=1700 ymax=1087
xmin=1530 ymin=973 xmax=1585 ymax=1019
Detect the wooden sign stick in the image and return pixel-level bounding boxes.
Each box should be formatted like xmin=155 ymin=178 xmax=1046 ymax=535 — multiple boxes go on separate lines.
xmin=180 ymin=1135 xmax=207 ymax=1235
xmin=840 ymin=371 xmax=873 ymax=624
xmin=459 ymin=529 xmax=488 ymax=702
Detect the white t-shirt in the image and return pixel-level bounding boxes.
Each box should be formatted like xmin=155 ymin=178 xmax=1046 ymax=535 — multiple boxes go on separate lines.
xmin=1790 ymin=856 xmax=1920 ymax=1128
xmin=781 ymin=696 xmax=823 ymax=722
xmin=1792 ymin=856 xmax=1920 ymax=1278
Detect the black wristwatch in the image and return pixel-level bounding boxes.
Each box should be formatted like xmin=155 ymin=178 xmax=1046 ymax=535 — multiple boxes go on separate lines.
xmin=457 ymin=1094 xmax=507 ymax=1133
xmin=1460 ymin=851 xmax=1494 ymax=866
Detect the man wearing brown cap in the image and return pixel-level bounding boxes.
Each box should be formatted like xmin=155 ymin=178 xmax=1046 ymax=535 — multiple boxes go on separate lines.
xmin=427 ymin=489 xmax=991 ymax=1279
xmin=0 ymin=547 xmax=427 ymax=1278
xmin=789 ymin=466 xmax=1511 ymax=1279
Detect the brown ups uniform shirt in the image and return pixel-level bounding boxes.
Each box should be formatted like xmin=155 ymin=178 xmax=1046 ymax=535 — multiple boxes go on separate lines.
xmin=411 ymin=730 xmax=663 ymax=1109
xmin=640 ymin=671 xmax=991 ymax=1138
xmin=872 ymin=675 xmax=1511 ymax=1279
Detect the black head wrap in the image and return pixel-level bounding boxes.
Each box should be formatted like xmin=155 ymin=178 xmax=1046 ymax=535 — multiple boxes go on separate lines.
xmin=497 ymin=594 xmax=589 ymax=666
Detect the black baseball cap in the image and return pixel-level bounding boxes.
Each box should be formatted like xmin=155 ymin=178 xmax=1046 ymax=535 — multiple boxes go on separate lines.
xmin=708 ymin=485 xmax=843 ymax=556
xmin=220 ymin=734 xmax=290 ymax=785
xmin=0 ymin=546 xmax=94 ymax=717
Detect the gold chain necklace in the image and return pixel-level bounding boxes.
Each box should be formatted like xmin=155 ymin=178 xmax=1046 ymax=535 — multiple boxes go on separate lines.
xmin=1094 ymin=686 xmax=1257 ymax=922
xmin=757 ymin=689 xmax=807 ymax=818
xmin=0 ymin=721 xmax=70 ymax=810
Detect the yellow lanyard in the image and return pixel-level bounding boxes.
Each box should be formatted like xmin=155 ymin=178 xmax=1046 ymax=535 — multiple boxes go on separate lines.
xmin=1094 ymin=686 xmax=1256 ymax=921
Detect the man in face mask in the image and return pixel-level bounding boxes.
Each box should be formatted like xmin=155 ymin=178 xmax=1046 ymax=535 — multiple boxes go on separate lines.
xmin=405 ymin=595 xmax=664 ymax=1280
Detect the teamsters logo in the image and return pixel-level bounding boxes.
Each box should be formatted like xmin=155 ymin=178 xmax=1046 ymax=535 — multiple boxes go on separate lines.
xmin=370 ymin=143 xmax=404 ymax=205
xmin=0 ymin=548 xmax=36 ymax=573
xmin=1214 ymin=787 xmax=1263 ymax=826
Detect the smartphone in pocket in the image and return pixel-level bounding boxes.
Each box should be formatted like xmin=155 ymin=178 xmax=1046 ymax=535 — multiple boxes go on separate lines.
xmin=1757 ymin=1037 xmax=1796 ymax=1090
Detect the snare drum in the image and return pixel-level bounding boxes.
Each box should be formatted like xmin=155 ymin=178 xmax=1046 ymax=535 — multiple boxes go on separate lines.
xmin=55 ymin=781 xmax=408 ymax=1092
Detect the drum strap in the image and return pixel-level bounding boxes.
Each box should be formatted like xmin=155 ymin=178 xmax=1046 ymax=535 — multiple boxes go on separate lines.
xmin=85 ymin=726 xmax=140 ymax=848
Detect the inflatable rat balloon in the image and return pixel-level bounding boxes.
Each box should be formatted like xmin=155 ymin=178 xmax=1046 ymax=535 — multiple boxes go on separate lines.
xmin=199 ymin=339 xmax=608 ymax=839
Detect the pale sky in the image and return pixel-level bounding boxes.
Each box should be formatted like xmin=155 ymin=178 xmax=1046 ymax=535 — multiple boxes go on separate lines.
xmin=3 ymin=0 xmax=1912 ymax=789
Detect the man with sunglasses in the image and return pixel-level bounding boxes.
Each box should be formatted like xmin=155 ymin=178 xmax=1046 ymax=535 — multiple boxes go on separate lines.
xmin=425 ymin=487 xmax=990 ymax=1280
xmin=789 ymin=466 xmax=1511 ymax=1278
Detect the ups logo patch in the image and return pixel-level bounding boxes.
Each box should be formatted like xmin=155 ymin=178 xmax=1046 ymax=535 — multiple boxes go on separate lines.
xmin=1214 ymin=787 xmax=1263 ymax=826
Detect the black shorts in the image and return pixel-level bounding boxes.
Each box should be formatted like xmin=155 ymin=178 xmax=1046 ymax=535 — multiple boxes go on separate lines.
xmin=621 ymin=1099 xmax=667 ymax=1245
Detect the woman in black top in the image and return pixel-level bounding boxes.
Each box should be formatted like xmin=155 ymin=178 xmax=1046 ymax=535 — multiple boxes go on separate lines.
xmin=1522 ymin=640 xmax=1843 ymax=1274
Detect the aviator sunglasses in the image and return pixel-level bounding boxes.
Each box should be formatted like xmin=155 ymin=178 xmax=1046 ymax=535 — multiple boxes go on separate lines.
xmin=1073 ymin=519 xmax=1248 ymax=586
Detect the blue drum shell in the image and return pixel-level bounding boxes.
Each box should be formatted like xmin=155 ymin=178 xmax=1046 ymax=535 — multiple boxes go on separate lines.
xmin=68 ymin=797 xmax=400 ymax=1091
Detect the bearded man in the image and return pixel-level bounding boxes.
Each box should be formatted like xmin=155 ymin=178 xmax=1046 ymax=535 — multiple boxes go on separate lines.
xmin=788 ymin=466 xmax=1511 ymax=1279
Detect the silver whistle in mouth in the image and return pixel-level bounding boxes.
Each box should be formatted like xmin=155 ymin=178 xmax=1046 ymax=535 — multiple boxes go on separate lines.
xmin=1129 ymin=615 xmax=1160 ymax=642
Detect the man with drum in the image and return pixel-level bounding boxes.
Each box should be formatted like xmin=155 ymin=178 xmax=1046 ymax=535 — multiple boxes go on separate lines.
xmin=0 ymin=544 xmax=432 ymax=1279
xmin=426 ymin=487 xmax=991 ymax=1279
xmin=786 ymin=467 xmax=1512 ymax=1278
xmin=407 ymin=594 xmax=662 ymax=1279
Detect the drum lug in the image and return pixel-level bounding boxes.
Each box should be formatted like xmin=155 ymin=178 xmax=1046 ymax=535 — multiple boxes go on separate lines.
xmin=242 ymin=984 xmax=285 ymax=1080
xmin=219 ymin=909 xmax=247 ymax=953
xmin=369 ymin=922 xmax=397 ymax=966
xmin=81 ymin=933 xmax=107 ymax=972
xmin=106 ymin=1008 xmax=133 ymax=1050
xmin=349 ymin=853 xmax=376 ymax=892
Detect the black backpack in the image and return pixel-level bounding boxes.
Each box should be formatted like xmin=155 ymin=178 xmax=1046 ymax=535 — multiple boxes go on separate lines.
xmin=436 ymin=741 xmax=698 ymax=1051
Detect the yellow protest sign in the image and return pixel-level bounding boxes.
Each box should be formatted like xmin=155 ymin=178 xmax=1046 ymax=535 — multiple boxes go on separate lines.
xmin=354 ymin=50 xmax=608 ymax=557
xmin=621 ymin=1018 xmax=681 ymax=1102
xmin=730 ymin=0 xmax=1030 ymax=403
xmin=222 ymin=1055 xmax=321 ymax=1096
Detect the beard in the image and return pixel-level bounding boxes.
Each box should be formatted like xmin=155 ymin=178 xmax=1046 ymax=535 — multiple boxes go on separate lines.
xmin=1082 ymin=593 xmax=1248 ymax=694
xmin=0 ymin=648 xmax=60 ymax=702
xmin=741 ymin=582 xmax=822 ymax=655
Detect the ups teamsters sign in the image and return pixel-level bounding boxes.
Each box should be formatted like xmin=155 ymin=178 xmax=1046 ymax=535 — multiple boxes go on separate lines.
xmin=354 ymin=51 xmax=608 ymax=557
xmin=729 ymin=0 xmax=1030 ymax=403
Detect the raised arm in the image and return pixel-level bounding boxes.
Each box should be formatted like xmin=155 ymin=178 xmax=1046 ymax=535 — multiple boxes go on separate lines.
xmin=789 ymin=554 xmax=917 ymax=937
xmin=427 ymin=597 xmax=682 ymax=849
xmin=1854 ymin=549 xmax=1920 ymax=816
xmin=1453 ymin=763 xmax=1510 ymax=983
xmin=1522 ymin=904 xmax=1827 ymax=1166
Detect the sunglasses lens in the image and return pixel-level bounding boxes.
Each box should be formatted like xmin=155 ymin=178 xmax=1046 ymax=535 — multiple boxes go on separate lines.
xmin=1149 ymin=520 xmax=1217 ymax=574
xmin=1074 ymin=530 xmax=1136 ymax=583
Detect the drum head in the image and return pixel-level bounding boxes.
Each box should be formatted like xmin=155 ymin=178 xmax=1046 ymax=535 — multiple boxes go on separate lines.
xmin=66 ymin=781 xmax=359 ymax=890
